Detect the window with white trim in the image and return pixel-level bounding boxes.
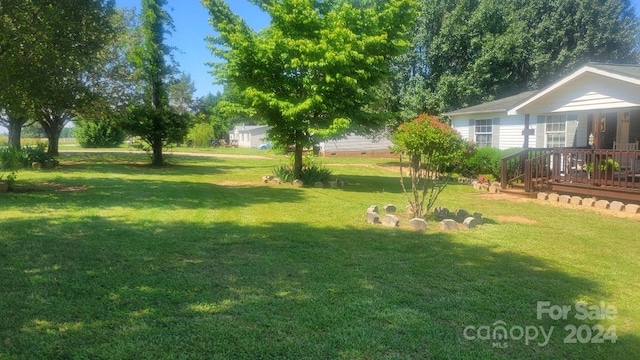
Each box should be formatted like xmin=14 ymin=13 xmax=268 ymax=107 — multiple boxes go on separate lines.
xmin=475 ymin=119 xmax=492 ymax=148
xmin=545 ymin=114 xmax=572 ymax=148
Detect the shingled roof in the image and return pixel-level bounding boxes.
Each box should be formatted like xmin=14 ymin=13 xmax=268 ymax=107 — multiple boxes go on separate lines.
xmin=442 ymin=91 xmax=537 ymax=116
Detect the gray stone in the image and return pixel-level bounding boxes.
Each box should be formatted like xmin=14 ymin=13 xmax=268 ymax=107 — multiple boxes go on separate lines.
xmin=380 ymin=215 xmax=399 ymax=228
xmin=458 ymin=177 xmax=467 ymax=184
xmin=473 ymin=212 xmax=484 ymax=224
xmin=548 ymin=193 xmax=560 ymax=202
xmin=625 ymin=204 xmax=640 ymax=214
xmin=570 ymin=196 xmax=583 ymax=205
xmin=383 ymin=204 xmax=397 ymax=214
xmin=314 ymin=182 xmax=324 ymax=188
xmin=433 ymin=207 xmax=449 ymax=218
xmin=337 ymin=180 xmax=345 ymax=187
xmin=271 ymin=178 xmax=281 ymax=185
xmin=595 ymin=200 xmax=610 ymax=209
xmin=481 ymin=183 xmax=490 ymax=191
xmin=537 ymin=192 xmax=549 ymax=201
xmin=32 ymin=162 xmax=42 ymax=170
xmin=262 ymin=175 xmax=274 ymax=183
xmin=329 ymin=181 xmax=338 ymax=188
xmin=292 ymin=179 xmax=304 ymax=187
xmin=473 ymin=182 xmax=482 ymax=190
xmin=366 ymin=211 xmax=379 ymax=224
xmin=463 ymin=217 xmax=479 ymax=229
xmin=440 ymin=219 xmax=458 ymax=230
xmin=454 ymin=209 xmax=470 ymax=223
xmin=558 ymin=195 xmax=571 ymax=204
xmin=491 ymin=182 xmax=502 ymax=188
xmin=581 ymin=198 xmax=596 ymax=207
xmin=488 ymin=185 xmax=500 ymax=193
xmin=610 ymin=201 xmax=625 ymax=211
xmin=409 ymin=218 xmax=428 ymax=231
xmin=368 ymin=205 xmax=379 ymax=213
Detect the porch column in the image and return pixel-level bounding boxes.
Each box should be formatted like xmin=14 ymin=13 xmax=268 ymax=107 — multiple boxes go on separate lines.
xmin=522 ymin=114 xmax=533 ymax=148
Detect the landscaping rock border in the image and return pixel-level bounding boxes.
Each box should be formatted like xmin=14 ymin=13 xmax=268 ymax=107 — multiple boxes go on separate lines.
xmin=536 ymin=192 xmax=640 ymax=215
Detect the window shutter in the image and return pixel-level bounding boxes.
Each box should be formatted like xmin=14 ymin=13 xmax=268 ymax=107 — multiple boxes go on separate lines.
xmin=565 ymin=114 xmax=578 ymax=147
xmin=492 ymin=118 xmax=500 ymax=148
xmin=468 ymin=119 xmax=475 ymax=142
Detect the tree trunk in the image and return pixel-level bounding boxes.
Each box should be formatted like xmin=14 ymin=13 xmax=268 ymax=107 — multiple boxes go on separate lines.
xmin=151 ymin=134 xmax=164 ymax=166
xmin=47 ymin=131 xmax=60 ymax=156
xmin=8 ymin=118 xmax=26 ymax=148
xmin=293 ymin=142 xmax=304 ymax=180
xmin=39 ymin=112 xmax=67 ymax=156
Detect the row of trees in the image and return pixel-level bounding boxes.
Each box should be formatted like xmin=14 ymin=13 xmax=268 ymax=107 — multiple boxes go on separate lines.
xmin=0 ymin=0 xmax=203 ymax=166
xmin=2 ymin=0 xmax=638 ymax=170
xmin=204 ymin=0 xmax=639 ymax=176
xmin=387 ymin=0 xmax=639 ymax=122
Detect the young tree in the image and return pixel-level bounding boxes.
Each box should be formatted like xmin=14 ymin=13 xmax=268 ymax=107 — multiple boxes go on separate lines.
xmin=391 ymin=114 xmax=470 ymax=218
xmin=120 ymin=0 xmax=189 ymax=166
xmin=203 ymin=0 xmax=418 ymax=178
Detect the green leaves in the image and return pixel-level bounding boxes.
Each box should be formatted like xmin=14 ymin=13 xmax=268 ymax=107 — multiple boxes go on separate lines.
xmin=392 ymin=114 xmax=470 ymax=216
xmin=204 ymin=0 xmax=418 ymax=176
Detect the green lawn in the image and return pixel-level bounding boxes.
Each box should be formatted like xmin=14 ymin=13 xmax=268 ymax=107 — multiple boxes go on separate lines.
xmin=1 ymin=152 xmax=639 ymax=359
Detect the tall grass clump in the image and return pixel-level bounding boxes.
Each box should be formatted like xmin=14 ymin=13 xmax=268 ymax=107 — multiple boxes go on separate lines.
xmin=273 ymin=154 xmax=333 ymax=185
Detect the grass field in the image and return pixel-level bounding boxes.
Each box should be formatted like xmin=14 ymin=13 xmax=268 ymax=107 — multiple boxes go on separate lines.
xmin=1 ymin=151 xmax=639 ymax=359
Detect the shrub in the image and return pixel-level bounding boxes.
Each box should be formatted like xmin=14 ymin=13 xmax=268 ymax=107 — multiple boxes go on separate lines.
xmin=75 ymin=120 xmax=126 ymax=148
xmin=187 ymin=123 xmax=215 ymax=147
xmin=22 ymin=143 xmax=57 ymax=166
xmin=459 ymin=147 xmax=503 ymax=179
xmin=272 ymin=154 xmax=333 ymax=185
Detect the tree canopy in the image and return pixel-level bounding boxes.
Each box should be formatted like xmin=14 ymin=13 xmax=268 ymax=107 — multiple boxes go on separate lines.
xmin=387 ymin=0 xmax=639 ymax=119
xmin=203 ymin=0 xmax=418 ymax=176
xmin=119 ymin=0 xmax=189 ymax=166
xmin=0 ymin=0 xmax=117 ymax=152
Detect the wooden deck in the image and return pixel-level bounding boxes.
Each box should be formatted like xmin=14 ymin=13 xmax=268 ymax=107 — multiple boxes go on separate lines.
xmin=501 ymin=148 xmax=640 ymax=203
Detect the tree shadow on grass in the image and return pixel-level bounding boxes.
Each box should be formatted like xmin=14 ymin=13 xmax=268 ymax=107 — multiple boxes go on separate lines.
xmin=4 ymin=177 xmax=304 ymax=211
xmin=1 ymin=216 xmax=637 ymax=359
xmin=55 ymin=153 xmax=273 ymax=178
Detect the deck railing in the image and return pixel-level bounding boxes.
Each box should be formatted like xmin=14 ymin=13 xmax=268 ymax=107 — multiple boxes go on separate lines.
xmin=550 ymin=148 xmax=640 ymax=190
xmin=500 ymin=148 xmax=552 ymax=189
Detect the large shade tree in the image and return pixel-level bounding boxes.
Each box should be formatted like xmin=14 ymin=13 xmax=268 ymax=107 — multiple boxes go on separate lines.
xmin=203 ymin=0 xmax=418 ymax=177
xmin=0 ymin=0 xmax=117 ymax=152
xmin=386 ymin=0 xmax=639 ymax=118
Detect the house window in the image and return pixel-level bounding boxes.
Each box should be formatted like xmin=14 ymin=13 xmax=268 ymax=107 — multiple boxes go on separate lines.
xmin=475 ymin=119 xmax=492 ymax=147
xmin=545 ymin=115 xmax=569 ymax=147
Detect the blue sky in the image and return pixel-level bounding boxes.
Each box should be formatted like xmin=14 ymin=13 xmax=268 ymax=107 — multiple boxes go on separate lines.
xmin=115 ymin=0 xmax=271 ymax=98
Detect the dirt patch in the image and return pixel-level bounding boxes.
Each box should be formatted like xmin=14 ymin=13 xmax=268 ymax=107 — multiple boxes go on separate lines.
xmin=215 ymin=180 xmax=262 ymax=186
xmin=58 ymin=185 xmax=90 ymax=192
xmin=12 ymin=182 xmax=90 ymax=193
xmin=496 ymin=215 xmax=537 ymax=224
xmin=475 ymin=191 xmax=533 ymax=203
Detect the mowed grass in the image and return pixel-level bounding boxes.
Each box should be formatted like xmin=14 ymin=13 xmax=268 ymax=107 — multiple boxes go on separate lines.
xmin=1 ymin=152 xmax=639 ymax=359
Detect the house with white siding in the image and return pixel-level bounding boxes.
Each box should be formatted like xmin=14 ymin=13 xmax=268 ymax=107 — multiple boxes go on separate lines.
xmin=228 ymin=125 xmax=269 ymax=148
xmin=319 ymin=133 xmax=395 ymax=158
xmin=444 ymin=63 xmax=640 ymax=150
xmin=444 ymin=63 xmax=640 ymax=202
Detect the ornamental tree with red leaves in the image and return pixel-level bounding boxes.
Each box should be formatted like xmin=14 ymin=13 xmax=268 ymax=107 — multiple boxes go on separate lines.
xmin=391 ymin=114 xmax=471 ymax=218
